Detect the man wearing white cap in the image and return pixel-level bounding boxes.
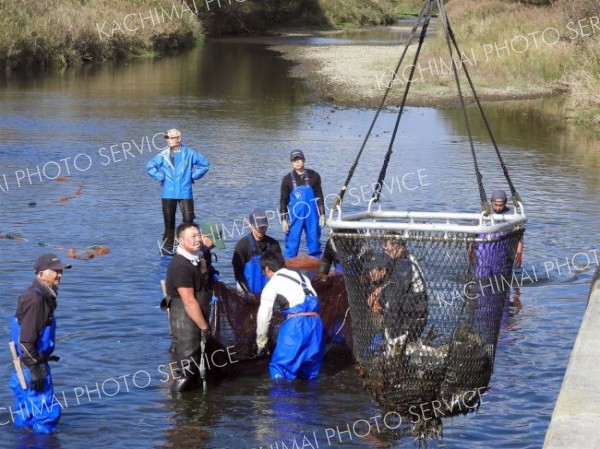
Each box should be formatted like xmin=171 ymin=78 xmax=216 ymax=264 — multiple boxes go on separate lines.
xmin=146 ymin=128 xmax=210 ymax=254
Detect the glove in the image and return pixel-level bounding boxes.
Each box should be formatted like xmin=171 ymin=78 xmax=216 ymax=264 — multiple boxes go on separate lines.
xmin=240 ymin=284 xmax=256 ymax=302
xmin=28 ymin=363 xmax=47 ymax=391
xmin=314 ymin=273 xmax=329 ymax=283
xmin=200 ymin=328 xmax=212 ymax=344
xmin=319 ymin=214 xmax=326 ymax=228
xmin=255 ymin=347 xmax=269 ymax=358
xmin=515 ymin=249 xmax=523 ymax=268
xmin=282 ymin=220 xmax=289 ymax=234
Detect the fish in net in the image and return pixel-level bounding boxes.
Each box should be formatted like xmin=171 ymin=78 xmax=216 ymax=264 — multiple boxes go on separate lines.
xmin=331 ymin=227 xmax=523 ymax=435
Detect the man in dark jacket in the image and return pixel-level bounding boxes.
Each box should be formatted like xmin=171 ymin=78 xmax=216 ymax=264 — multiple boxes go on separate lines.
xmin=232 ymin=208 xmax=283 ymax=297
xmin=9 ymin=253 xmax=71 ymax=434
xmin=280 ymin=150 xmax=325 ymax=258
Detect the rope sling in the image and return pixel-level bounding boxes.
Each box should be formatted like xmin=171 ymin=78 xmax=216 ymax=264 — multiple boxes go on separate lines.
xmin=327 ymin=0 xmax=527 ymax=434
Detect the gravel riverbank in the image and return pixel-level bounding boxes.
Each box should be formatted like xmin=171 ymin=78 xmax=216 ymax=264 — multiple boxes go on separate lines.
xmin=270 ymin=43 xmax=559 ymax=108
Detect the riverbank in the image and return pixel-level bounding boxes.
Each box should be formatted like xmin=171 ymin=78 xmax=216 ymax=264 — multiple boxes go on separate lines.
xmin=0 ymin=0 xmax=409 ymax=71
xmin=271 ymin=0 xmax=600 ymax=123
xmin=271 ymin=44 xmax=561 ymax=109
xmin=0 ymin=0 xmax=202 ymax=71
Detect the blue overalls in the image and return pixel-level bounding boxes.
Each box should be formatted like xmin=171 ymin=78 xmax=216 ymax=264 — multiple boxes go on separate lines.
xmin=269 ymin=273 xmax=325 ymax=380
xmin=285 ymin=171 xmax=321 ymax=259
xmin=244 ymin=235 xmax=271 ymax=295
xmin=9 ymin=313 xmax=60 ymax=434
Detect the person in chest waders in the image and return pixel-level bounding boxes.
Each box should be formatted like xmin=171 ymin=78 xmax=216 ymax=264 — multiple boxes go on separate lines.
xmin=280 ymin=150 xmax=326 ymax=259
xmin=9 ymin=253 xmax=71 ymax=434
xmin=232 ymin=209 xmax=284 ymax=298
xmin=255 ymin=251 xmax=325 ymax=380
xmin=165 ymin=223 xmax=227 ymax=392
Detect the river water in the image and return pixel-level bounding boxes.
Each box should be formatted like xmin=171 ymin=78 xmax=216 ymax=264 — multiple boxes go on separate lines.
xmin=0 ymin=32 xmax=599 ymax=449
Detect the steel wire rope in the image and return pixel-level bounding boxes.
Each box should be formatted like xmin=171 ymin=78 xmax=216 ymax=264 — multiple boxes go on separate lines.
xmin=441 ymin=11 xmax=522 ymax=207
xmin=332 ymin=0 xmax=432 ymax=210
xmin=371 ymin=3 xmax=434 ymax=203
xmin=435 ymin=0 xmax=489 ymax=213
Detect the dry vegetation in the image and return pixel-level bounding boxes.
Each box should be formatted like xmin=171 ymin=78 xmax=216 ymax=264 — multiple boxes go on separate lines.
xmin=0 ymin=0 xmax=202 ymax=71
xmin=420 ymin=0 xmax=600 ymax=122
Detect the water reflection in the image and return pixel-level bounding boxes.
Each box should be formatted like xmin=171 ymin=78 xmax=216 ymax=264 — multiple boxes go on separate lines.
xmin=439 ymin=98 xmax=600 ymax=188
xmin=0 ymin=40 xmax=310 ymax=129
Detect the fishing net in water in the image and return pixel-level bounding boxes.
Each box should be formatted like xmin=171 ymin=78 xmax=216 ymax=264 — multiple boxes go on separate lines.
xmin=329 ymin=214 xmax=524 ymax=424
xmin=211 ymin=275 xmax=353 ymax=359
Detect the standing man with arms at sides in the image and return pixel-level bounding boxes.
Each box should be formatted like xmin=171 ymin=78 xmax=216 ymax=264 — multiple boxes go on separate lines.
xmin=232 ymin=208 xmax=284 ymax=298
xmin=9 ymin=254 xmax=71 ymax=434
xmin=146 ymin=128 xmax=210 ymax=255
xmin=256 ymin=251 xmax=325 ymax=380
xmin=165 ymin=222 xmax=214 ymax=392
xmin=280 ymin=150 xmax=326 ymax=259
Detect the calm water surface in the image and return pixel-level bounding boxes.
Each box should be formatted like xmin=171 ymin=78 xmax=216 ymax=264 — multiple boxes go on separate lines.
xmin=0 ymin=36 xmax=598 ymax=449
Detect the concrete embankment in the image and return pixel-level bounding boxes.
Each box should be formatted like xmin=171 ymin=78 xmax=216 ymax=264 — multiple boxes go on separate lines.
xmin=543 ymin=268 xmax=600 ymax=448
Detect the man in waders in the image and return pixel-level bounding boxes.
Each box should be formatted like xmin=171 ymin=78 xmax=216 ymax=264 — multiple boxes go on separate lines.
xmin=165 ymin=223 xmax=218 ymax=392
xmin=469 ymin=190 xmax=524 ymax=334
xmin=146 ymin=128 xmax=210 ymax=255
xmin=9 ymin=254 xmax=71 ymax=433
xmin=280 ymin=150 xmax=326 ymax=259
xmin=256 ymin=251 xmax=325 ymax=380
xmin=232 ymin=208 xmax=283 ymax=298
xmin=490 ymin=190 xmax=523 ymax=267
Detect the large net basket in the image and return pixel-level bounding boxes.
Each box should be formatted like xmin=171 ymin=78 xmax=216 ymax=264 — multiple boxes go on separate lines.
xmin=329 ymin=205 xmax=526 ymax=418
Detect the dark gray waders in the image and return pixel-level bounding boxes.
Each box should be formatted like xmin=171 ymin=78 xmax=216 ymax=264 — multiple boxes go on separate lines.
xmin=169 ymin=291 xmax=230 ymax=393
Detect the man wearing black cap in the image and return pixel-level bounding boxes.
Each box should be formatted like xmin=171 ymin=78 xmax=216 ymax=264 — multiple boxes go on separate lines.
xmin=280 ymin=150 xmax=326 ymax=259
xmin=490 ymin=189 xmax=523 ymax=267
xmin=232 ymin=208 xmax=284 ymax=297
xmin=9 ymin=253 xmax=71 ymax=434
xmin=146 ymin=128 xmax=210 ymax=255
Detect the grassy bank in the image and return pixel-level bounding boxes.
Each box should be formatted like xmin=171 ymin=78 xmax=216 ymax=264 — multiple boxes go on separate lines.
xmin=273 ymin=0 xmax=600 ymax=123
xmin=0 ymin=0 xmax=411 ymax=70
xmin=199 ymin=0 xmax=414 ymax=35
xmin=417 ymin=0 xmax=600 ymax=123
xmin=0 ymin=0 xmax=202 ymax=71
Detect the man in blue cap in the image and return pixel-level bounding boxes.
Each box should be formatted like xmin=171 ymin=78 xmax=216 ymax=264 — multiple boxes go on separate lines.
xmin=280 ymin=150 xmax=326 ymax=259
xmin=9 ymin=254 xmax=71 ymax=433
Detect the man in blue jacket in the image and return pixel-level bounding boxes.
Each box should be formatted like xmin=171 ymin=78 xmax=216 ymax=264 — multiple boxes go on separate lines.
xmin=146 ymin=128 xmax=210 ymax=254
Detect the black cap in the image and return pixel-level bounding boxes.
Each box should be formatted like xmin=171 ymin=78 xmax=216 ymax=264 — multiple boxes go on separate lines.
xmin=34 ymin=253 xmax=72 ymax=272
xmin=248 ymin=208 xmax=269 ymax=228
xmin=290 ymin=150 xmax=305 ymax=162
xmin=363 ymin=256 xmax=388 ymax=269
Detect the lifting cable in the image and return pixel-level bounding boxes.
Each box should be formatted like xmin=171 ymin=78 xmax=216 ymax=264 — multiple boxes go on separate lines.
xmin=439 ymin=3 xmax=522 ymax=207
xmin=371 ymin=2 xmax=433 ymax=204
xmin=334 ymin=0 xmax=522 ymax=214
xmin=332 ymin=0 xmax=432 ymax=210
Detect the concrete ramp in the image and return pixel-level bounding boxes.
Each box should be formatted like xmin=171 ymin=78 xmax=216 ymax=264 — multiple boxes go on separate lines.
xmin=544 ymin=266 xmax=600 ymax=448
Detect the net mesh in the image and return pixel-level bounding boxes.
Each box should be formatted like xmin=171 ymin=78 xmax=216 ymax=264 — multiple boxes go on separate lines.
xmin=212 ymin=275 xmax=352 ymax=358
xmin=331 ymin=226 xmax=524 ymax=418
